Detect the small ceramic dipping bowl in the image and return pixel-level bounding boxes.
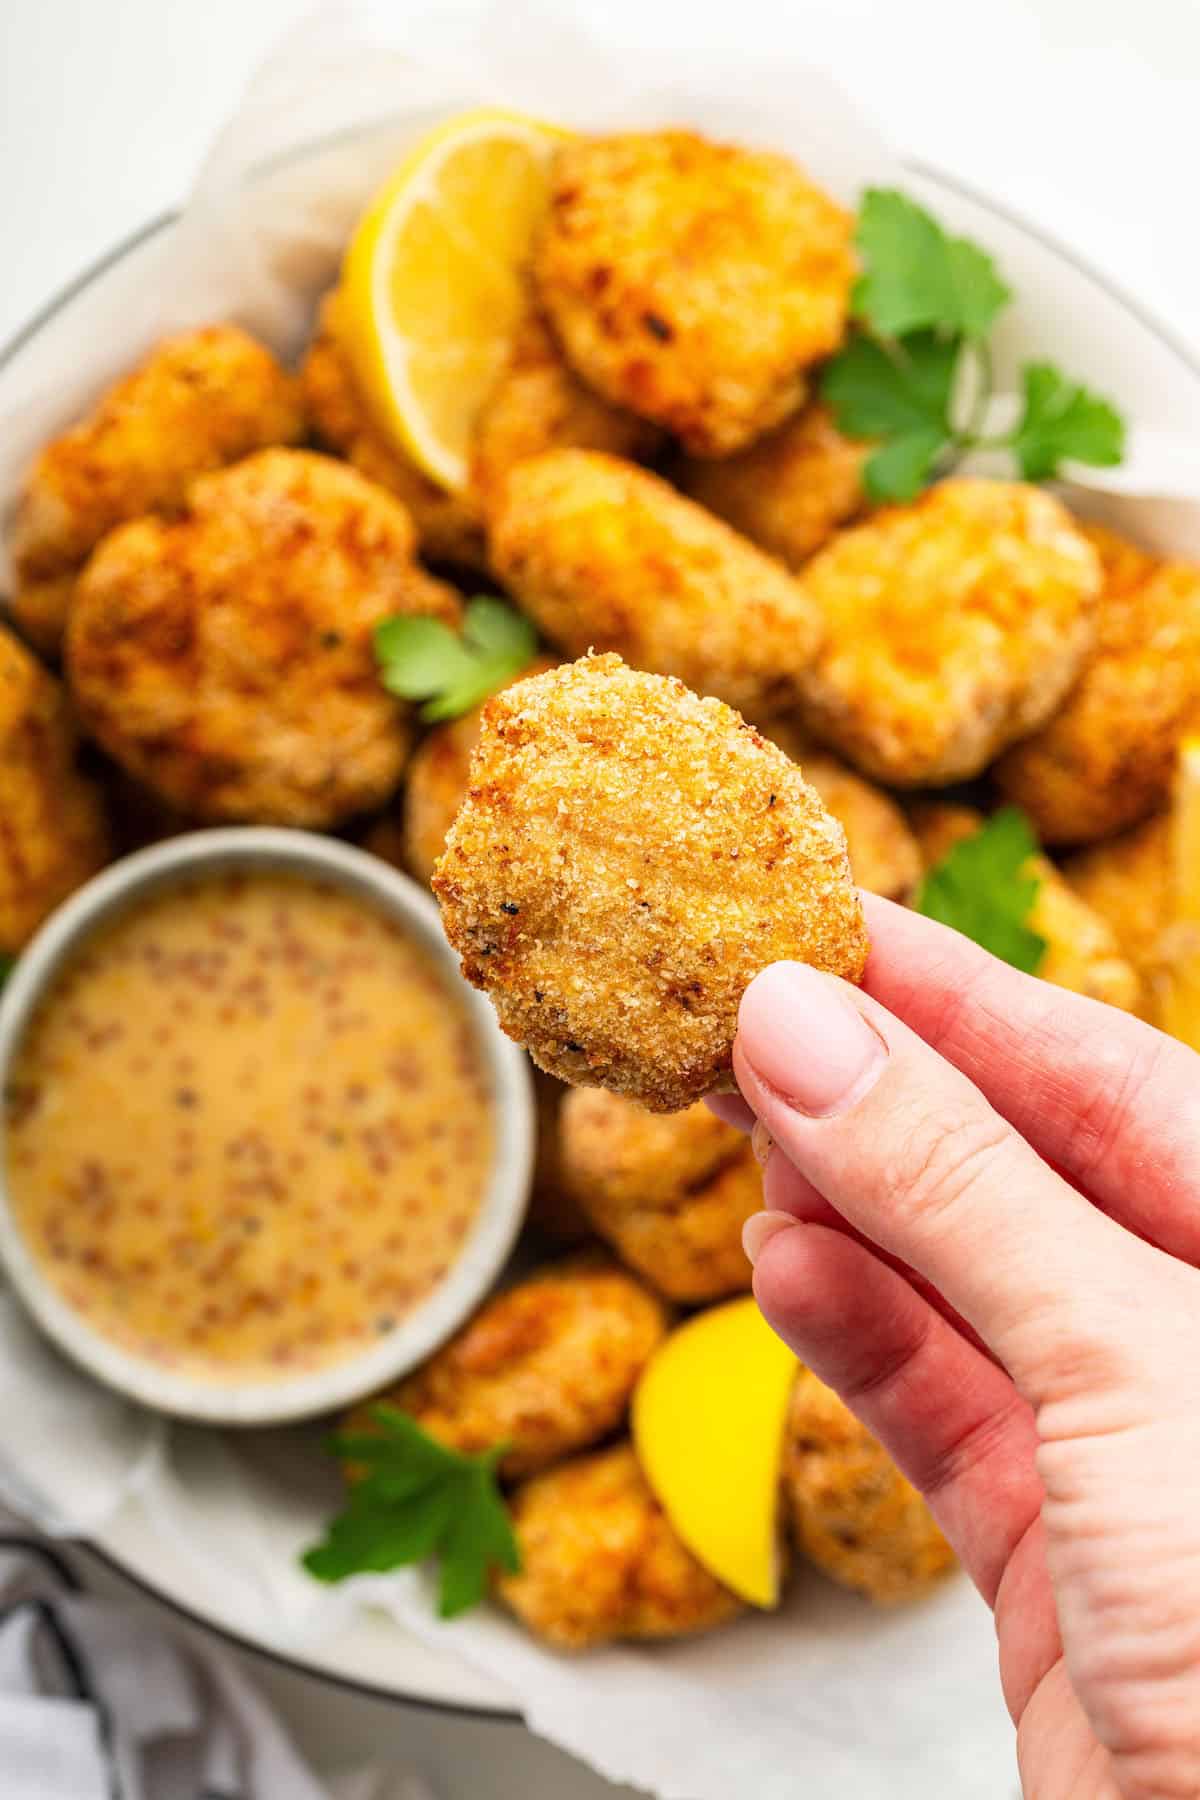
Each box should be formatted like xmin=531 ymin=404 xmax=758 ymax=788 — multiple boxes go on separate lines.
xmin=0 ymin=828 xmax=533 ymax=1425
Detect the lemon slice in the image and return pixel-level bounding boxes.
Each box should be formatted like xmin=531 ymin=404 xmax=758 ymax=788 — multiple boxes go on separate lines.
xmin=632 ymin=1297 xmax=798 ymax=1607
xmin=340 ymin=108 xmax=571 ymax=491
xmin=1159 ymin=736 xmax=1200 ymax=1048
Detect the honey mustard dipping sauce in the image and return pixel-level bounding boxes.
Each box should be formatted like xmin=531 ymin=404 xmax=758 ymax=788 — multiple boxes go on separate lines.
xmin=3 ymin=871 xmax=494 ymax=1382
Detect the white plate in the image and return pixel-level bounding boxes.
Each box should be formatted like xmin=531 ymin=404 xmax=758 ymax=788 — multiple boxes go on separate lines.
xmin=2 ymin=155 xmax=1200 ymax=1723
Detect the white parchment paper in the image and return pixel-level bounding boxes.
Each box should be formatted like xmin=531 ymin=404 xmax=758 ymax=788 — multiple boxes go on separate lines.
xmin=0 ymin=4 xmax=1196 ymax=1795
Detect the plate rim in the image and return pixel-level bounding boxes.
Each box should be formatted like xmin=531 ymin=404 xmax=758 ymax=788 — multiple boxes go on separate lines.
xmin=2 ymin=156 xmax=1198 ymax=1722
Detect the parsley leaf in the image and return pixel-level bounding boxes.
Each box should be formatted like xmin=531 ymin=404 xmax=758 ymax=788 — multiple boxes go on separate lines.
xmin=822 ymin=331 xmax=958 ymax=501
xmin=852 ymin=189 xmax=1011 ymax=341
xmin=301 ymin=1407 xmax=520 ymax=1619
xmin=375 ymin=597 xmax=537 ymax=724
xmin=1010 ymin=362 xmax=1126 ymax=481
xmin=915 ymin=808 xmax=1048 ymax=974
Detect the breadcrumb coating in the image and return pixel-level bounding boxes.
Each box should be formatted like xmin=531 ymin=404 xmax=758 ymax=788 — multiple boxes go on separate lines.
xmin=764 ymin=720 xmax=920 ymax=902
xmin=910 ymin=802 xmax=1139 ymax=1013
xmin=782 ymin=1369 xmax=955 ymax=1604
xmin=301 ymin=292 xmax=487 ymax=568
xmin=472 ymin=311 xmax=663 ymax=516
xmin=795 ymin=480 xmax=1101 ymax=785
xmin=560 ymin=1088 xmax=758 ymax=1301
xmin=10 ymin=325 xmax=303 ymax=653
xmin=67 ymin=449 xmax=459 ymax=827
xmin=676 ymin=403 xmax=868 ymax=569
xmin=994 ymin=535 xmax=1200 ymax=844
xmin=489 ymin=451 xmax=825 ymax=716
xmin=348 ymin=1255 xmax=665 ymax=1482
xmin=1063 ymin=815 xmax=1171 ymax=1023
xmin=0 ymin=625 xmax=110 ymax=953
xmin=535 ymin=130 xmax=853 ymax=456
xmin=498 ymin=1443 xmax=743 ymax=1648
xmin=433 ymin=655 xmax=868 ymax=1111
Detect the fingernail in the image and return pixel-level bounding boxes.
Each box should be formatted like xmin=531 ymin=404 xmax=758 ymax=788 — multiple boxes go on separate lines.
xmin=751 ymin=1118 xmax=774 ymax=1166
xmin=739 ymin=963 xmax=888 ymax=1118
xmin=742 ymin=1210 xmax=799 ymax=1267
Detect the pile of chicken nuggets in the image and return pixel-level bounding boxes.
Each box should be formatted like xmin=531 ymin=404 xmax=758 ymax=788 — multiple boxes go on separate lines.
xmin=4 ymin=123 xmax=1197 ymax=1652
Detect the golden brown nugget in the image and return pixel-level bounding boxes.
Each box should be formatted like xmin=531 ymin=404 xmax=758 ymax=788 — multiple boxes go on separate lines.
xmin=498 ymin=1443 xmax=743 ymax=1649
xmin=526 ymin=1067 xmax=592 ymax=1244
xmin=67 ymin=450 xmax=460 ymax=828
xmin=0 ymin=625 xmax=111 ymax=953
xmin=560 ymin=1088 xmax=759 ymax=1301
xmin=489 ymin=451 xmax=825 ymax=717
xmin=782 ymin=1369 xmax=955 ymax=1604
xmin=764 ymin=720 xmax=920 ymax=902
xmin=994 ymin=540 xmax=1200 ymax=844
xmin=910 ymin=802 xmax=1139 ymax=1013
xmin=472 ymin=312 xmax=663 ymax=516
xmin=350 ymin=1258 xmax=666 ymax=1482
xmin=434 ymin=655 xmax=868 ymax=1111
xmin=535 ymin=130 xmax=853 ymax=456
xmin=1063 ymin=815 xmax=1171 ymax=1023
xmin=795 ymin=480 xmax=1101 ymax=786
xmin=676 ymin=404 xmax=868 ymax=569
xmin=301 ymin=292 xmax=487 ymax=568
xmin=11 ymin=325 xmax=303 ymax=653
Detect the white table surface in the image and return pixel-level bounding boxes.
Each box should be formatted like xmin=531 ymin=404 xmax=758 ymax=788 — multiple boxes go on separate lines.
xmin=1 ymin=2 xmax=1198 ymax=1793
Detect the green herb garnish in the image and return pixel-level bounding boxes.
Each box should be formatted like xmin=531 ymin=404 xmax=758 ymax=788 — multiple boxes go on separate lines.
xmin=915 ymin=807 xmax=1048 ymax=974
xmin=823 ymin=188 xmax=1125 ymax=501
xmin=301 ymin=1406 xmax=520 ymax=1618
xmin=375 ymin=596 xmax=537 ymax=724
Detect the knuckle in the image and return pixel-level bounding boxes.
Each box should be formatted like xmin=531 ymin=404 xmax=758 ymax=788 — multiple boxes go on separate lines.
xmin=883 ymin=1105 xmax=1013 ymax=1237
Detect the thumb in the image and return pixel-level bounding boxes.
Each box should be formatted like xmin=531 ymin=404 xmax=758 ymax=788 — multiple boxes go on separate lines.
xmin=733 ymin=961 xmax=1177 ymax=1407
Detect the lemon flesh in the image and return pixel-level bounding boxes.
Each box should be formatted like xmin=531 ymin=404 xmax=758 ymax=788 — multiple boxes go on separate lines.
xmin=339 ymin=108 xmax=571 ymax=492
xmin=632 ymin=1296 xmax=798 ymax=1608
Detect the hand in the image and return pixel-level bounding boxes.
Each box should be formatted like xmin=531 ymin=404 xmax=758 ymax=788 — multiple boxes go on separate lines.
xmin=720 ymin=894 xmax=1200 ymax=1800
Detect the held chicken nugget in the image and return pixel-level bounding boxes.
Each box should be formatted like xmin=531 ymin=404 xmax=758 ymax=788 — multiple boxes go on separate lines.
xmin=348 ymin=1256 xmax=666 ymax=1482
xmin=10 ymin=325 xmax=304 ymax=653
xmin=783 ymin=1369 xmax=955 ymax=1604
xmin=433 ymin=655 xmax=868 ymax=1112
xmin=534 ymin=130 xmax=853 ymax=456
xmin=994 ymin=544 xmax=1200 ymax=843
xmin=489 ymin=451 xmax=825 ymax=717
xmin=302 ymin=292 xmax=487 ymax=569
xmin=560 ymin=1087 xmax=759 ymax=1301
xmin=763 ymin=720 xmax=920 ymax=902
xmin=497 ymin=1443 xmax=743 ymax=1649
xmin=795 ymin=480 xmax=1102 ymax=785
xmin=67 ymin=450 xmax=460 ymax=828
xmin=910 ymin=802 xmax=1139 ymax=1013
xmin=0 ymin=624 xmax=111 ymax=954
xmin=676 ymin=403 xmax=868 ymax=570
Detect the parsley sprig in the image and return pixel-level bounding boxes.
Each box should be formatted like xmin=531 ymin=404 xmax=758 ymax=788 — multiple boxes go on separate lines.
xmin=301 ymin=1407 xmax=520 ymax=1618
xmin=823 ymin=189 xmax=1125 ymax=501
xmin=375 ymin=596 xmax=537 ymax=724
xmin=915 ymin=807 xmax=1048 ymax=974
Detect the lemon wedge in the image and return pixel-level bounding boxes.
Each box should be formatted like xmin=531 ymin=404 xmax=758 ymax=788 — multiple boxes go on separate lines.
xmin=339 ymin=107 xmax=571 ymax=492
xmin=632 ymin=1296 xmax=798 ymax=1607
xmin=1159 ymin=735 xmax=1200 ymax=1049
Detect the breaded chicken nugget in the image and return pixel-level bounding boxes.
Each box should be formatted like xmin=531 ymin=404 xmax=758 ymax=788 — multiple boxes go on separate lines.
xmin=795 ymin=480 xmax=1101 ymax=786
xmin=764 ymin=719 xmax=920 ymax=902
xmin=67 ymin=450 xmax=459 ymax=828
xmin=0 ymin=625 xmax=110 ymax=952
xmin=560 ymin=1087 xmax=758 ymax=1301
xmin=535 ymin=131 xmax=853 ymax=456
xmin=910 ymin=802 xmax=1139 ymax=1012
xmin=489 ymin=451 xmax=825 ymax=717
xmin=498 ymin=1443 xmax=743 ymax=1649
xmin=782 ymin=1369 xmax=955 ymax=1604
xmin=472 ymin=312 xmax=663 ymax=517
xmin=676 ymin=404 xmax=868 ymax=569
xmin=350 ymin=1255 xmax=664 ymax=1481
xmin=301 ymin=292 xmax=486 ymax=568
xmin=994 ymin=533 xmax=1200 ymax=843
xmin=526 ymin=1067 xmax=592 ymax=1244
xmin=10 ymin=326 xmax=303 ymax=653
xmin=1063 ymin=815 xmax=1171 ymax=1022
xmin=434 ymin=655 xmax=868 ymax=1111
